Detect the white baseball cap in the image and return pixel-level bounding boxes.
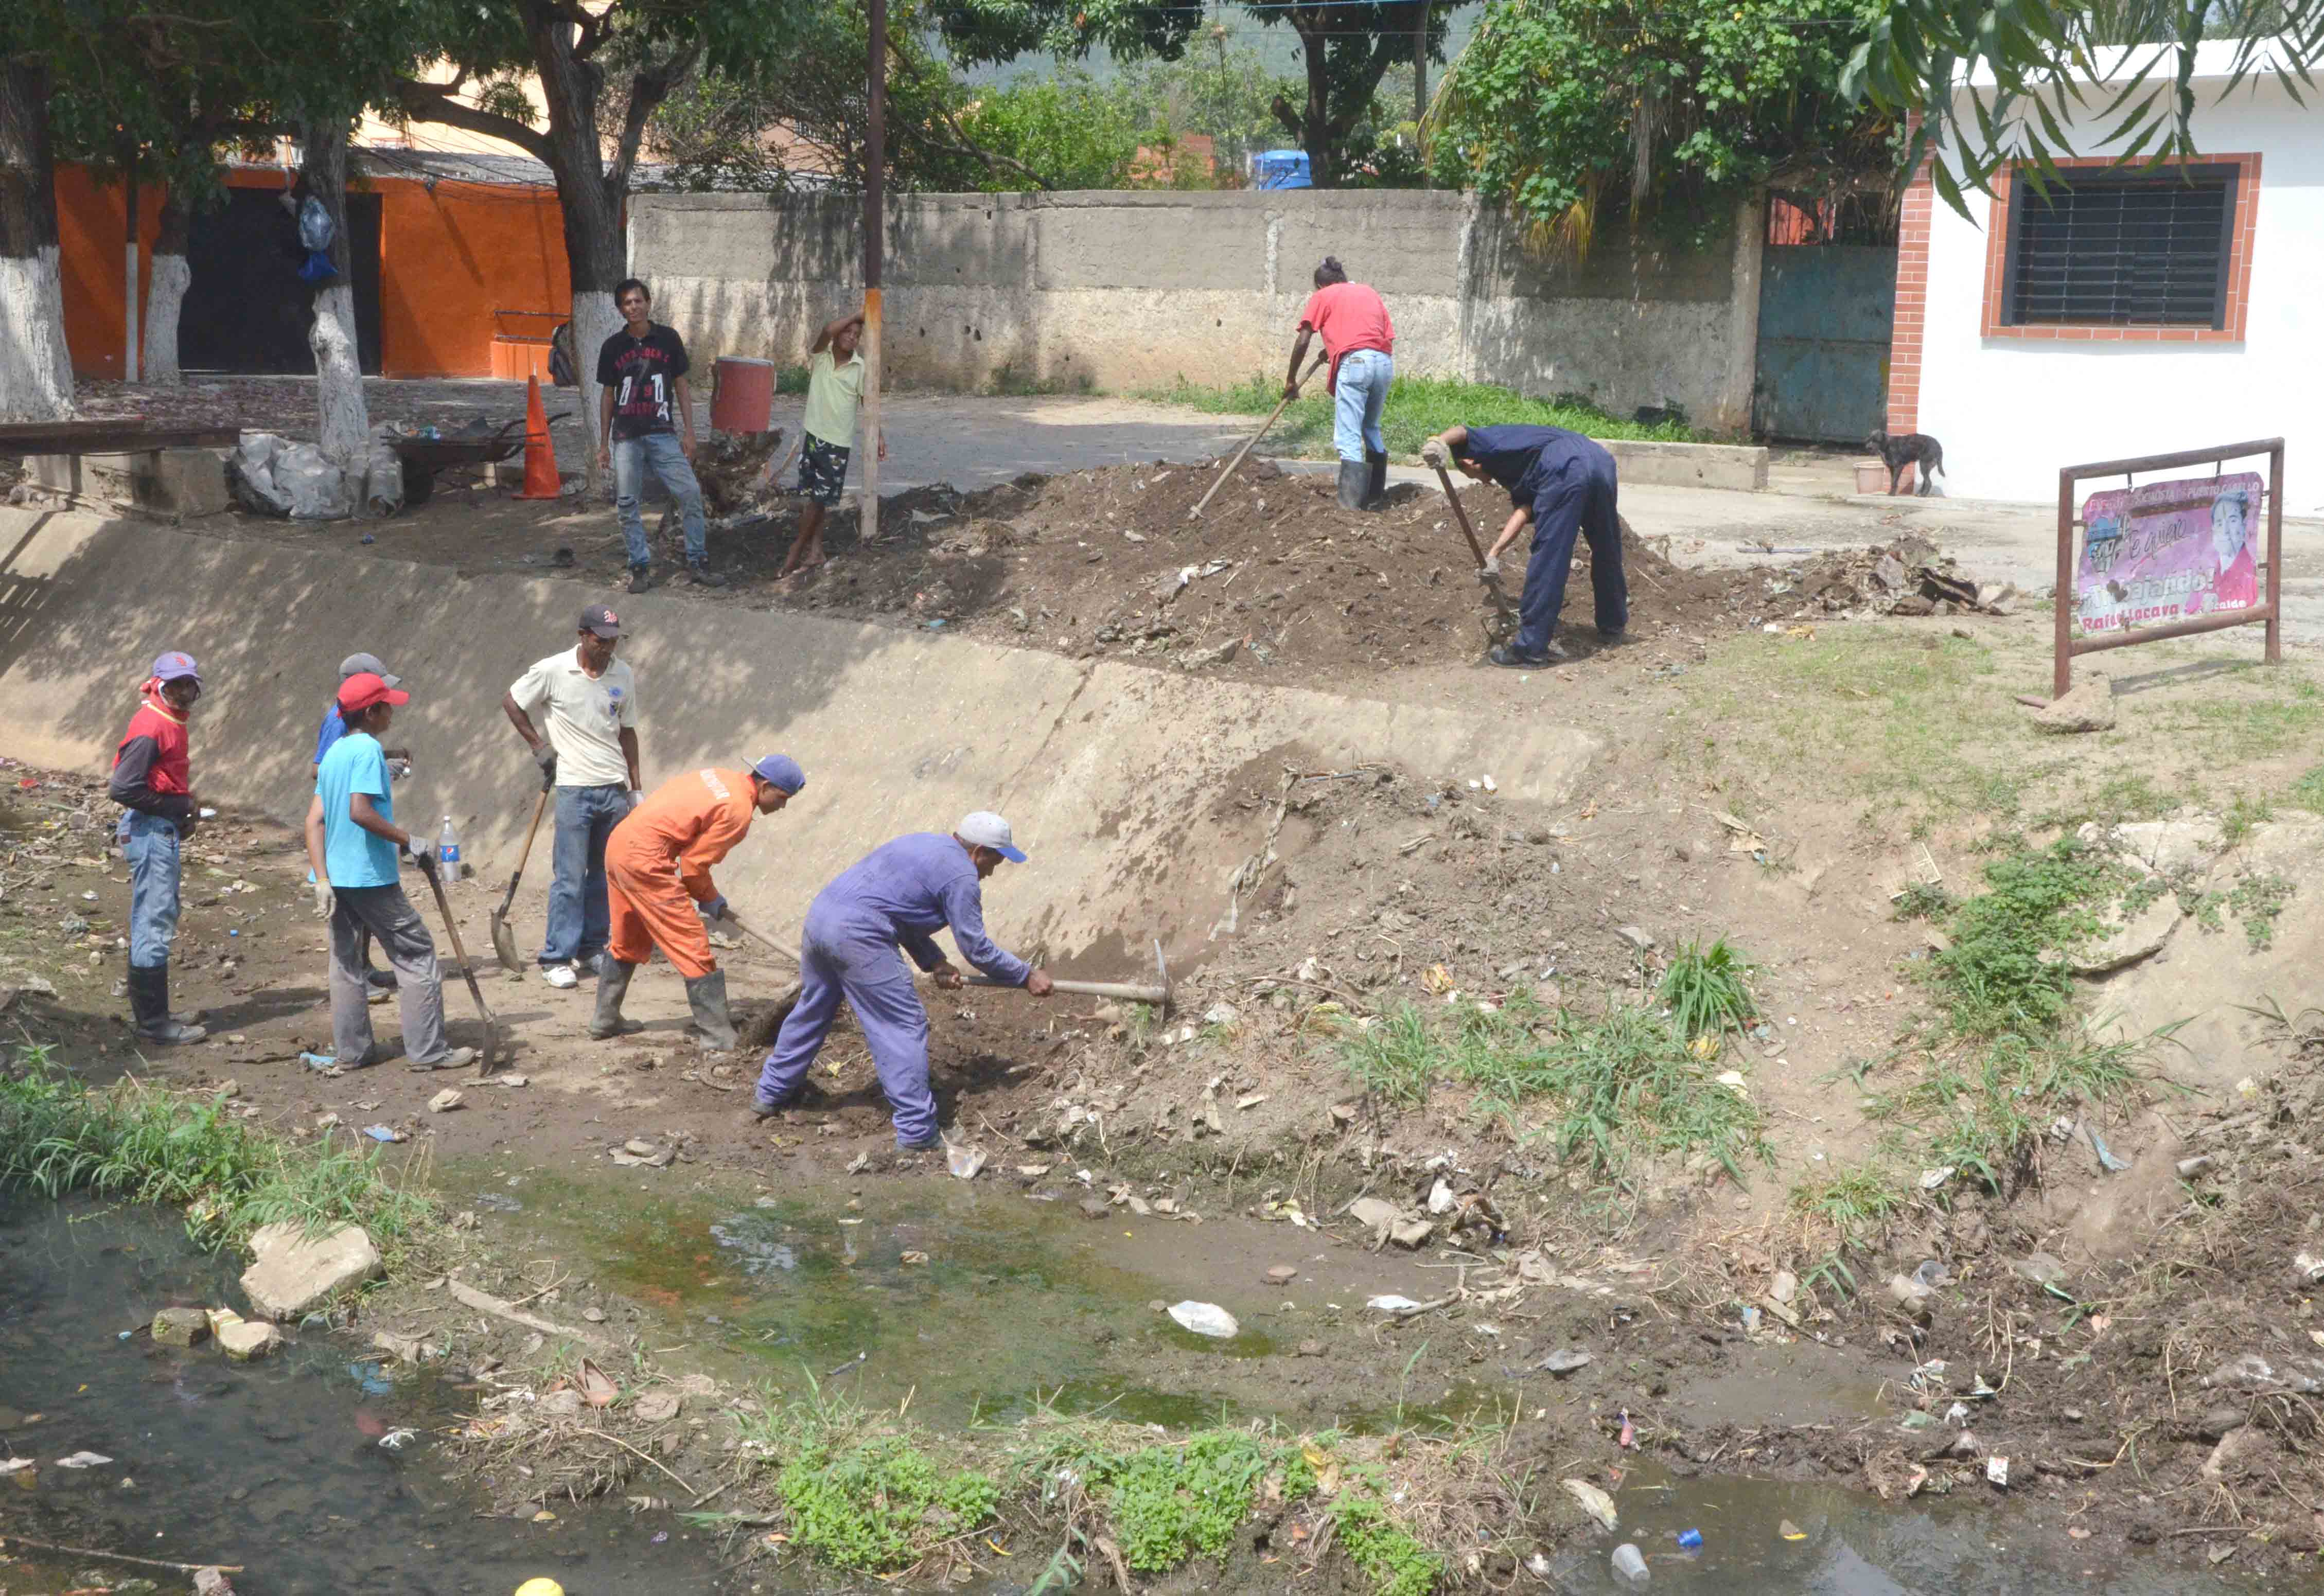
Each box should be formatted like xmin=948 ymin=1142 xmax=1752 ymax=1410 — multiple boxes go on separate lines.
xmin=956 ymin=811 xmax=1026 ymax=863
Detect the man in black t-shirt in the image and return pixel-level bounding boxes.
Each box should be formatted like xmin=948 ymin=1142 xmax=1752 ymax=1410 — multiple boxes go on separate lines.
xmin=595 ymin=278 xmax=720 ymax=593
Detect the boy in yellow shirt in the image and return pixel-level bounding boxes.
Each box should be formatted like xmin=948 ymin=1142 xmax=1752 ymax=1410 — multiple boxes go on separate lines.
xmin=775 ymin=308 xmax=886 ymax=578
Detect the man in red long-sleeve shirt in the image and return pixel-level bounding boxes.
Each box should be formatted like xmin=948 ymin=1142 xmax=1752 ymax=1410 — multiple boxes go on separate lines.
xmin=108 ymin=650 xmax=207 ymax=1045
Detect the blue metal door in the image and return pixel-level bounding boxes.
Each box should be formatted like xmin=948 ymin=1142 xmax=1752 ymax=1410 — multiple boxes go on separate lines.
xmin=1754 ymin=244 xmax=1897 ymax=443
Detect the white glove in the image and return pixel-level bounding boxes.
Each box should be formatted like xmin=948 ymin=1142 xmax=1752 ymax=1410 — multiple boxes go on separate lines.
xmin=1420 ymin=437 xmax=1448 ymax=470
xmin=312 ymin=879 xmax=335 ymax=920
xmin=406 ymin=835 xmax=435 ymax=869
xmin=628 ymin=789 xmax=644 ymax=811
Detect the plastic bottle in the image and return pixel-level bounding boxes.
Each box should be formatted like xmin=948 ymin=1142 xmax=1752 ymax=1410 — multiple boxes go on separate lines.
xmin=1611 ymin=1544 xmax=1649 ymax=1586
xmin=437 ymin=816 xmax=463 ymax=878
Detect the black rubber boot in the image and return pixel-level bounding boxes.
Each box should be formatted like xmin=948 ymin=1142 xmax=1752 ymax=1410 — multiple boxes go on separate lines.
xmin=1364 ymin=449 xmax=1387 ymax=508
xmin=129 ymin=964 xmax=206 ymax=1046
xmin=1336 ymin=460 xmax=1367 ymax=510
xmin=684 ymin=970 xmax=737 ymax=1052
xmin=588 ymin=959 xmax=638 ymax=1040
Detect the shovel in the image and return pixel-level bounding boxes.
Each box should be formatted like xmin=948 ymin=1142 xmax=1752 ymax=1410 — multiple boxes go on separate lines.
xmin=1430 ymin=462 xmax=1519 ymax=644
xmin=1188 ymin=351 xmax=1326 ymax=521
xmin=721 ymin=910 xmax=806 ymax=1054
xmin=489 ymin=777 xmax=553 ymax=973
xmin=418 ymin=860 xmax=500 ymax=1073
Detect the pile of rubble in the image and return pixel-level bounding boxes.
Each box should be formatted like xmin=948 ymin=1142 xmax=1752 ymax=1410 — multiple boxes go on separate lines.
xmin=1790 ymin=534 xmax=2018 ymax=619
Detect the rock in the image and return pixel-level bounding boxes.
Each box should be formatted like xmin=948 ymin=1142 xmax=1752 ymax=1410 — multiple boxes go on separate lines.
xmin=217 ymin=1320 xmax=281 ymax=1361
xmin=1181 ymin=637 xmax=1241 ymax=669
xmin=151 ymin=1307 xmax=210 ymax=1347
xmin=1348 ymin=1196 xmax=1399 ymax=1238
xmin=2295 ymin=1251 xmax=2324 ymax=1284
xmin=2203 ymin=1425 xmax=2264 ymax=1481
xmin=1296 ymin=1339 xmax=1325 ymax=1357
xmin=2012 ymin=1252 xmax=2067 ymax=1287
xmin=2033 ymin=672 xmax=2117 ymax=734
xmin=633 ymin=1392 xmax=681 ymax=1424
xmin=240 ymin=1222 xmax=382 ymax=1319
xmin=2071 ymin=892 xmax=2179 ymax=974
xmin=1769 ymin=1269 xmax=1799 ymax=1305
xmin=373 ymin=1330 xmax=427 ymax=1363
xmin=1078 ymin=1197 xmax=1113 ymax=1220
xmin=539 ymin=1388 xmax=584 ymax=1418
xmin=193 ymin=1570 xmax=236 ymax=1596
xmin=427 ymin=1088 xmax=465 ymax=1112
xmin=1329 ymin=1103 xmax=1358 ymax=1126
xmin=1537 ymin=1348 xmax=1593 ymax=1374
xmin=1265 ymin=1265 xmax=1299 ymax=1284
xmin=1614 ymin=925 xmax=1655 ymax=951
xmin=1167 ymin=1301 xmax=1239 ymax=1338
xmin=1389 ymin=1216 xmax=1435 ymax=1249
xmin=582 ymin=1306 xmax=607 ymax=1323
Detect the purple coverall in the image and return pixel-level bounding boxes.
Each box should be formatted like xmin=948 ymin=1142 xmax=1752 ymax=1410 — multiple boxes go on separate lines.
xmin=753 ymin=832 xmax=1032 ymax=1146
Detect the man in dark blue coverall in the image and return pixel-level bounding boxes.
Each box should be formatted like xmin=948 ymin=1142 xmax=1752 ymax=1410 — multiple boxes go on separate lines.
xmin=1421 ymin=423 xmax=1626 ymax=668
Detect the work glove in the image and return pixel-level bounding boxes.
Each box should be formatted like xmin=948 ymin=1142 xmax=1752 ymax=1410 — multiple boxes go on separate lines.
xmin=312 ymin=879 xmax=334 ymax=920
xmin=1481 ymin=556 xmax=1501 ymax=579
xmin=1420 ymin=437 xmax=1448 ymax=470
xmin=532 ymin=744 xmax=558 ymax=784
xmin=407 ymin=835 xmax=437 ymax=874
xmin=627 ymin=789 xmax=643 ymax=812
xmin=699 ymin=894 xmax=729 ymax=923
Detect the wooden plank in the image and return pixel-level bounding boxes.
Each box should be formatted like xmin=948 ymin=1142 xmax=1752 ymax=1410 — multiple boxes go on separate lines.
xmin=0 ymin=421 xmax=241 ymax=454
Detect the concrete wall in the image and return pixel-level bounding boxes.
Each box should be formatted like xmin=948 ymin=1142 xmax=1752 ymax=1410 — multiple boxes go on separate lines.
xmin=0 ymin=506 xmax=1597 ymax=976
xmin=1902 ymin=64 xmax=2320 ymax=503
xmin=632 ymin=190 xmax=1763 ymax=434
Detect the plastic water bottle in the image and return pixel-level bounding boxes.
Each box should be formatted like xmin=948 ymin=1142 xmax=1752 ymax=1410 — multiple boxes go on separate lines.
xmin=437 ymin=817 xmax=463 ymax=879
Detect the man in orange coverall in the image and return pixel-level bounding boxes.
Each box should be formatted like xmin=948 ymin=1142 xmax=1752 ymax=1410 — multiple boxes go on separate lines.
xmin=590 ymin=754 xmax=804 ymax=1051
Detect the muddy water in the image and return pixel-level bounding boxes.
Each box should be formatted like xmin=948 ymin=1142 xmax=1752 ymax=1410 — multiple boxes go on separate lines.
xmin=493 ymin=1171 xmax=2253 ymax=1596
xmin=0 ymin=1196 xmax=734 ymax=1596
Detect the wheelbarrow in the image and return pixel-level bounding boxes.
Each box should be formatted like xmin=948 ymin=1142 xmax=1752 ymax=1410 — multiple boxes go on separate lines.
xmin=389 ymin=416 xmax=550 ymax=505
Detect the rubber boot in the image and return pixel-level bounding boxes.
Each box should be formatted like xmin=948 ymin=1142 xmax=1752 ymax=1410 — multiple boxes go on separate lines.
xmin=1364 ymin=449 xmax=1387 ymax=508
xmin=129 ymin=964 xmax=206 ymax=1046
xmin=588 ymin=959 xmax=638 ymax=1040
xmin=684 ymin=969 xmax=737 ymax=1052
xmin=1336 ymin=460 xmax=1367 ymax=510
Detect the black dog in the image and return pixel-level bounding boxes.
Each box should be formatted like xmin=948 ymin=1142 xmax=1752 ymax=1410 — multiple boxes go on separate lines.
xmin=1867 ymin=429 xmax=1946 ymax=496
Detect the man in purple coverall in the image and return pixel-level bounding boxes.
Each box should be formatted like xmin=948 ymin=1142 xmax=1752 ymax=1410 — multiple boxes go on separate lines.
xmin=751 ymin=811 xmax=1055 ymax=1148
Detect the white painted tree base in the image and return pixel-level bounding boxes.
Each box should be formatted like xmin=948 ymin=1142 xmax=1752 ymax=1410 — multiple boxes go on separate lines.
xmin=570 ymin=289 xmax=619 ymax=496
xmin=143 ymin=253 xmax=189 ymax=386
xmin=0 ymin=247 xmax=75 ymax=421
xmin=310 ymin=281 xmax=369 ymax=478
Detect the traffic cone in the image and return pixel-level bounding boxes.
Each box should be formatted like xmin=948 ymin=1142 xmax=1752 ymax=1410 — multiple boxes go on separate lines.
xmin=515 ymin=371 xmax=561 ymax=500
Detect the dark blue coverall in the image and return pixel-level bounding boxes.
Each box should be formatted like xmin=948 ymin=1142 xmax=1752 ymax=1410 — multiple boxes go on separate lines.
xmin=1454 ymin=424 xmax=1626 ymax=659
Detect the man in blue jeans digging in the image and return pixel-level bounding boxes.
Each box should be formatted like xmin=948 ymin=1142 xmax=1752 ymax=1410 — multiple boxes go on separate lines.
xmin=595 ymin=277 xmax=721 ymax=592
xmin=1283 ymin=256 xmax=1395 ymax=510
xmin=503 ymin=605 xmax=643 ymax=989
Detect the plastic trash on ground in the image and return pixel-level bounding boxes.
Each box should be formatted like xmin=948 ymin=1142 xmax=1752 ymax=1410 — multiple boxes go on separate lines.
xmin=1166 ymin=1301 xmax=1239 ymax=1338
xmin=1611 ymin=1544 xmax=1650 ymax=1585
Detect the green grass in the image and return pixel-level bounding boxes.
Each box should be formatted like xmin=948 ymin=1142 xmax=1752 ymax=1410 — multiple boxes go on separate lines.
xmin=0 ymin=1047 xmax=433 ymax=1253
xmin=1138 ymin=373 xmax=1700 ymax=460
xmin=1658 ymin=937 xmax=1757 ymax=1044
xmin=774 ymin=363 xmax=811 ymax=396
xmin=1329 ymin=1491 xmax=1448 ymax=1596
xmin=1341 ymin=990 xmax=1771 ymax=1184
xmin=1095 ymin=1429 xmax=1281 ymax=1572
xmin=2290 ymin=762 xmax=2324 ymax=812
xmin=1864 ymin=1031 xmax=2155 ymax=1194
xmin=740 ymin=1380 xmax=998 ymax=1573
xmin=1928 ymin=838 xmax=2116 ymax=1039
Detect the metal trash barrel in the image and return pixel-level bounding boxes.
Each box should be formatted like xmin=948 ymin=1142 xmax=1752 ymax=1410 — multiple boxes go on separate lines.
xmin=710 ymin=356 xmax=776 ymax=433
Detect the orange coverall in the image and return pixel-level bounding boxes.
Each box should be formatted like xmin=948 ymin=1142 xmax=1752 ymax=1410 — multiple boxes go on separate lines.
xmin=604 ymin=768 xmax=758 ymax=979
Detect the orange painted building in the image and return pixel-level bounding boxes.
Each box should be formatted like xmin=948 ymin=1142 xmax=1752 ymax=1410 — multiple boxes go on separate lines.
xmin=56 ymin=153 xmax=571 ymax=381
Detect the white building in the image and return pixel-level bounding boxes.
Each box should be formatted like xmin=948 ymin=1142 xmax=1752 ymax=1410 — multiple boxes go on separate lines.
xmin=1891 ymin=43 xmax=2318 ymax=503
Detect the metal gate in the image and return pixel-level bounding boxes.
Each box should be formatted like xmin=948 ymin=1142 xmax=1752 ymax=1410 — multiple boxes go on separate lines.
xmin=1754 ymin=244 xmax=1896 ymax=444
xmin=179 ymin=189 xmax=382 ymax=376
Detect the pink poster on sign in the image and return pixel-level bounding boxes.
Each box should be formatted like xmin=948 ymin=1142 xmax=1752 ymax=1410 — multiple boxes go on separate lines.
xmin=2075 ymin=472 xmax=2266 ymax=635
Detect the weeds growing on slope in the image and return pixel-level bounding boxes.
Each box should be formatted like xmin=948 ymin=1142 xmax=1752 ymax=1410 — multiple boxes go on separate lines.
xmin=0 ymin=1047 xmax=432 ymax=1251
xmin=1341 ymin=990 xmax=1770 ymax=1183
xmin=1928 ymin=837 xmax=2116 ymax=1037
xmin=1657 ymin=937 xmax=1757 ymax=1044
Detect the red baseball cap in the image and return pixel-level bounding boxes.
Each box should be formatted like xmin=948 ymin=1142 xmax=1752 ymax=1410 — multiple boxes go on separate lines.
xmin=338 ymin=671 xmax=411 ymax=713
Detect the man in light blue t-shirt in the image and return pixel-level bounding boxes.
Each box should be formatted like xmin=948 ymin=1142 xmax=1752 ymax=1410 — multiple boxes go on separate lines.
xmin=305 ymin=673 xmax=476 ymax=1072
xmin=314 ymin=650 xmax=406 ymax=996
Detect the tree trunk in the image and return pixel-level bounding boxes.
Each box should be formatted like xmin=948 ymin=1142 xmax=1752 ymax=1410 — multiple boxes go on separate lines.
xmin=302 ymin=118 xmax=369 ymax=480
xmin=1296 ymin=23 xmax=1335 ymax=186
xmin=143 ymin=193 xmax=189 ymax=386
xmin=0 ymin=59 xmax=74 ymax=421
xmin=529 ymin=6 xmax=628 ymax=496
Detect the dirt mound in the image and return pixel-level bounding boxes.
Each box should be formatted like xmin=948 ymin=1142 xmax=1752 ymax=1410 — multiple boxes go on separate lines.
xmin=694 ymin=460 xmax=1856 ymax=679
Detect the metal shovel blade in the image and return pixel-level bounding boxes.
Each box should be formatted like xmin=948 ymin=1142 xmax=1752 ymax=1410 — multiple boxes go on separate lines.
xmin=489 ymin=911 xmax=521 ymax=974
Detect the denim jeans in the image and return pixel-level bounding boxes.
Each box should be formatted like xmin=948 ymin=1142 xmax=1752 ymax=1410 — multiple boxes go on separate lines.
xmin=122 ymin=811 xmax=183 ymax=969
xmin=1331 ymin=348 xmax=1393 ymax=463
xmin=612 ymin=432 xmax=706 ymax=569
xmin=542 ymin=783 xmax=629 ymax=966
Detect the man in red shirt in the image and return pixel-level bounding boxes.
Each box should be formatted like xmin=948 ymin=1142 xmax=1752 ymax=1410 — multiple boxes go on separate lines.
xmin=1284 ymin=257 xmax=1396 ymax=510
xmin=108 ymin=650 xmax=207 ymax=1045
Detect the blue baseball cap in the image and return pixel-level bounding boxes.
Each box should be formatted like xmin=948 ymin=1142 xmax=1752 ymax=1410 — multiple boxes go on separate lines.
xmin=750 ymin=753 xmax=805 ymax=794
xmin=151 ymin=651 xmax=202 ymax=683
xmin=957 ymin=811 xmax=1026 ymax=863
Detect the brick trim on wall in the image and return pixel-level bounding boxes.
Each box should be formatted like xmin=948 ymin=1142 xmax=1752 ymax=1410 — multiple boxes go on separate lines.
xmin=1888 ymin=152 xmax=1934 ymax=434
xmin=1979 ymin=152 xmax=2262 ymax=343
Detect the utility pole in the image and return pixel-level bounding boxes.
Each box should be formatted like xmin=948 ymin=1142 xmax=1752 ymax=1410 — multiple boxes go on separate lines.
xmin=122 ymin=140 xmax=140 ymax=382
xmin=861 ymin=0 xmax=885 ymax=545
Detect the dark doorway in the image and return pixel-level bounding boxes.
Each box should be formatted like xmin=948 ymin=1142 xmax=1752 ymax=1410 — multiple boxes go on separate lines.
xmin=178 ymin=189 xmax=382 ymax=375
